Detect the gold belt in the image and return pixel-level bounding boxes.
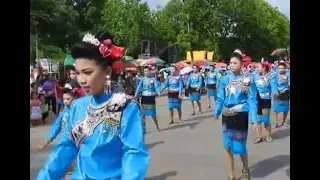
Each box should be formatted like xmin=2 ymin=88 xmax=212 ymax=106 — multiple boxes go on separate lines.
xmin=222 ymin=108 xmax=239 ymax=116
xmin=222 ymin=104 xmax=244 ymax=116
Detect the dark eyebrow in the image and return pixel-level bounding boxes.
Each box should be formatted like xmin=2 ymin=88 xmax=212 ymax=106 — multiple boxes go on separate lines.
xmin=79 ymin=68 xmax=93 ymax=72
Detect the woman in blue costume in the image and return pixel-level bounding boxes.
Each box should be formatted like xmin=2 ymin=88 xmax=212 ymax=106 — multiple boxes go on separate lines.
xmin=214 ymin=52 xmax=258 ymax=180
xmin=37 ymin=32 xmax=149 ymax=180
xmin=216 ymin=67 xmax=227 ymax=88
xmin=38 ymin=88 xmax=78 ymax=150
xmin=187 ymin=64 xmax=203 ymax=115
xmin=272 ymin=62 xmax=290 ymax=128
xmin=160 ymin=65 xmax=184 ymax=124
xmin=252 ymin=61 xmax=277 ymax=144
xmin=135 ymin=66 xmax=160 ymax=132
xmin=205 ymin=65 xmax=217 ymax=109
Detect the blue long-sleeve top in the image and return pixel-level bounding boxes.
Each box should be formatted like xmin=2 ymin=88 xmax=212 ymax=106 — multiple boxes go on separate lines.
xmin=253 ymin=73 xmax=278 ymax=100
xmin=160 ymin=75 xmax=183 ymax=93
xmin=37 ymin=92 xmax=149 ymax=180
xmin=214 ymin=73 xmax=258 ymax=123
xmin=47 ymin=107 xmax=70 ymax=142
xmin=275 ymin=73 xmax=290 ymax=92
xmin=187 ymin=72 xmax=203 ymax=89
xmin=205 ymin=71 xmax=217 ymax=85
xmin=135 ymin=77 xmax=160 ymax=97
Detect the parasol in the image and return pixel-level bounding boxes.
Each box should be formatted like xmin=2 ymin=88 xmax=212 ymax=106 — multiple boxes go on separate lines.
xmin=191 ymin=60 xmax=210 ymax=68
xmin=124 ymin=62 xmax=137 ymax=71
xmin=214 ymin=62 xmax=227 ymax=68
xmin=64 ymin=55 xmax=75 ymax=67
xmin=159 ymin=67 xmax=171 ymax=73
xmin=180 ymin=66 xmax=193 ymax=75
xmin=175 ymin=61 xmax=189 ymax=69
xmin=140 ymin=57 xmax=165 ymax=66
xmin=271 ymin=48 xmax=288 ymax=56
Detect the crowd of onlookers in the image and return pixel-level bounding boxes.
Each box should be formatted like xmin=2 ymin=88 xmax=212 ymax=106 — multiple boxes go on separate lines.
xmin=30 ymin=71 xmax=84 ymax=127
xmin=29 ymin=67 xmax=216 ymax=127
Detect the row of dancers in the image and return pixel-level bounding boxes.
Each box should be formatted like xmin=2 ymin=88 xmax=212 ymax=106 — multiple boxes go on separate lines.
xmin=36 ymin=32 xmax=289 ymax=180
xmin=134 ymin=55 xmax=289 ymax=143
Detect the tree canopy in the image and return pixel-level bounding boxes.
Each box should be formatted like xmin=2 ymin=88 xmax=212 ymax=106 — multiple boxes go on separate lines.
xmin=30 ymin=0 xmax=290 ymax=63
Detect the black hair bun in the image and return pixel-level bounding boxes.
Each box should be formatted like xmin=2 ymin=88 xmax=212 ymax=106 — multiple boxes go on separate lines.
xmin=230 ymin=52 xmax=243 ymax=61
xmin=96 ymin=31 xmax=116 ymax=45
xmin=71 ymin=31 xmax=115 ymax=68
xmin=63 ymin=88 xmax=73 ymax=94
xmin=71 ymin=41 xmax=102 ymax=61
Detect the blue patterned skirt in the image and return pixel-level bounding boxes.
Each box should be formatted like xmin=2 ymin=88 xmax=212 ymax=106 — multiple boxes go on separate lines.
xmin=167 ymin=91 xmax=182 ymax=109
xmin=206 ymin=84 xmax=217 ymax=98
xmin=141 ymin=96 xmax=156 ymax=117
xmin=273 ymin=91 xmax=290 ymax=113
xmin=222 ymin=112 xmax=249 ymax=156
xmin=189 ymin=87 xmax=201 ymax=101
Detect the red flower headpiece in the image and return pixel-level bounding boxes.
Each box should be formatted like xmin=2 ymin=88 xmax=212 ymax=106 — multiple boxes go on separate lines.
xmin=241 ymin=54 xmax=252 ymax=68
xmin=71 ymin=87 xmax=85 ymax=98
xmin=261 ymin=61 xmax=271 ymax=69
xmin=82 ymin=33 xmax=125 ymax=71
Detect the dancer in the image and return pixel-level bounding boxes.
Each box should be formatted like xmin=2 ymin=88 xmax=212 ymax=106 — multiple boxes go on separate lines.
xmin=38 ymin=88 xmax=78 ymax=149
xmin=37 ymin=32 xmax=149 ymax=180
xmin=135 ymin=66 xmax=160 ymax=132
xmin=273 ymin=62 xmax=290 ymax=128
xmin=160 ymin=65 xmax=184 ymax=124
xmin=214 ymin=52 xmax=257 ymax=180
xmin=252 ymin=61 xmax=277 ymax=143
xmin=182 ymin=72 xmax=190 ymax=99
xmin=205 ymin=65 xmax=217 ymax=109
xmin=187 ymin=65 xmax=203 ymax=115
xmin=217 ymin=67 xmax=227 ymax=88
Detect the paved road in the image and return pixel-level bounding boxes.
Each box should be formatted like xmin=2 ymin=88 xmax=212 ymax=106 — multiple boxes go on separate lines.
xmin=30 ymin=96 xmax=290 ymax=180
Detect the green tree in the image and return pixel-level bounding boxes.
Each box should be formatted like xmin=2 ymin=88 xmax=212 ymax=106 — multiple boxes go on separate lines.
xmin=99 ymin=0 xmax=155 ymax=57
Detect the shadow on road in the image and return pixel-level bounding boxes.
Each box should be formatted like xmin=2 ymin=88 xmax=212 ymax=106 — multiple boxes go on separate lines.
xmin=146 ymin=141 xmax=165 ymax=150
xmin=146 ymin=171 xmax=178 ymax=180
xmin=250 ymin=154 xmax=290 ymax=178
xmin=160 ymin=121 xmax=201 ymax=132
xmin=185 ymin=113 xmax=213 ymax=122
xmin=272 ymin=128 xmax=290 ymax=140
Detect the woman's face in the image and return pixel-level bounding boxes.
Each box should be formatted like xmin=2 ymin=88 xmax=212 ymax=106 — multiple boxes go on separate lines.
xmin=69 ymin=70 xmax=77 ymax=80
xmin=170 ymin=67 xmax=176 ymax=74
xmin=75 ymin=58 xmax=108 ymax=95
xmin=209 ymin=66 xmax=214 ymax=71
xmin=144 ymin=68 xmax=150 ymax=76
xmin=32 ymin=93 xmax=37 ymax=99
xmin=63 ymin=93 xmax=74 ymax=107
xmin=192 ymin=66 xmax=198 ymax=73
xmin=256 ymin=63 xmax=263 ymax=73
xmin=278 ymin=65 xmax=286 ymax=74
xmin=229 ymin=57 xmax=242 ymax=73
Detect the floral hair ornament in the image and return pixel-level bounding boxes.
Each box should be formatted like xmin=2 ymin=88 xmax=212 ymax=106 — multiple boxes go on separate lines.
xmin=261 ymin=61 xmax=271 ymax=69
xmin=82 ymin=33 xmax=125 ymax=71
xmin=82 ymin=33 xmax=125 ymax=61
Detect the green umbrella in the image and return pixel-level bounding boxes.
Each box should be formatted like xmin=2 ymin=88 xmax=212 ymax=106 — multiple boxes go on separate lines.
xmin=64 ymin=55 xmax=75 ymax=66
xmin=123 ymin=55 xmax=134 ymax=61
xmin=154 ymin=57 xmax=165 ymax=64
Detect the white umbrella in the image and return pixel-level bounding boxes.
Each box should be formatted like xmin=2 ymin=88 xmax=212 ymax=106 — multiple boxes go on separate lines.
xmin=180 ymin=66 xmax=193 ymax=75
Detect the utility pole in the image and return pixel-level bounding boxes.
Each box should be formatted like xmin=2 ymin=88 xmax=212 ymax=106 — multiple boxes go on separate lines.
xmin=36 ymin=34 xmax=39 ymax=61
xmin=182 ymin=0 xmax=194 ymax=62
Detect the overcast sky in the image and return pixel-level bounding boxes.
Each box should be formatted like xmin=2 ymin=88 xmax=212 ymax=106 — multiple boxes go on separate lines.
xmin=144 ymin=0 xmax=290 ymax=19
